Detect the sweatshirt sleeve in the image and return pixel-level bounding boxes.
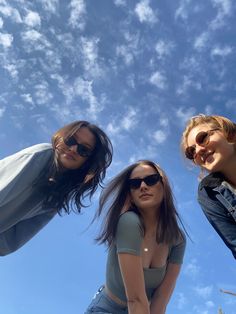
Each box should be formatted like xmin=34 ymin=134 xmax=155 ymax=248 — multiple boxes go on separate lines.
xmin=0 ymin=144 xmax=55 ymax=255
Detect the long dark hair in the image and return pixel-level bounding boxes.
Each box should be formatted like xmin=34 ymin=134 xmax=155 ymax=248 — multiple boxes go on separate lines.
xmin=96 ymin=160 xmax=186 ymax=246
xmin=36 ymin=120 xmax=113 ymax=214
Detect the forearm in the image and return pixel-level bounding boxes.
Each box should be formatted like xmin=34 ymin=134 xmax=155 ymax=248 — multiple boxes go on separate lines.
xmin=127 ymin=297 xmax=150 ymax=314
xmin=150 ymin=297 xmax=167 ymax=314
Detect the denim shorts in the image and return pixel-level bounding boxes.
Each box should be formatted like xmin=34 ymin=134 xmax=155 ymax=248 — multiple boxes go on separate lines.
xmin=84 ymin=286 xmax=128 ymax=314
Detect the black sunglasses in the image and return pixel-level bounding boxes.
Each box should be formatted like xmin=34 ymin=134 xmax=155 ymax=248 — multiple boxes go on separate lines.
xmin=185 ymin=128 xmax=219 ymax=160
xmin=128 ymin=173 xmax=161 ymax=190
xmin=64 ymin=135 xmax=93 ymax=158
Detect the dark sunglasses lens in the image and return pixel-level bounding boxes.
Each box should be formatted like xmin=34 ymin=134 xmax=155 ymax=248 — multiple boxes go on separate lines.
xmin=145 ymin=174 xmax=160 ymax=186
xmin=196 ymin=131 xmax=209 ymax=146
xmin=64 ymin=136 xmax=77 ymax=147
xmin=129 ymin=179 xmax=141 ymax=189
xmin=77 ymin=144 xmax=92 ymax=157
xmin=129 ymin=174 xmax=161 ymax=189
xmin=185 ymin=146 xmax=195 ymax=160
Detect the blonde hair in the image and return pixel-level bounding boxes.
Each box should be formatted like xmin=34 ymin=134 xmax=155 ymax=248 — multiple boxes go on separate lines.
xmin=181 ymin=114 xmax=236 ymax=156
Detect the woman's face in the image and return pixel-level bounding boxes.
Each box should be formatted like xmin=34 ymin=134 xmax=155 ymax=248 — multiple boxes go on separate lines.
xmin=129 ymin=164 xmax=164 ymax=212
xmin=56 ymin=126 xmax=96 ymax=170
xmin=186 ymin=124 xmax=236 ymax=173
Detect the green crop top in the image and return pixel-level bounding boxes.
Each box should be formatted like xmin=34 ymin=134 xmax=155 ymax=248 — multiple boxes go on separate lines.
xmin=106 ymin=211 xmax=186 ymax=302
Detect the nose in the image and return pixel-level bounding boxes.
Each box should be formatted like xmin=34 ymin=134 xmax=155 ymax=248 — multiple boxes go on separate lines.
xmin=195 ymin=143 xmax=207 ymax=159
xmin=68 ymin=144 xmax=78 ymax=153
xmin=140 ymin=180 xmax=148 ymax=189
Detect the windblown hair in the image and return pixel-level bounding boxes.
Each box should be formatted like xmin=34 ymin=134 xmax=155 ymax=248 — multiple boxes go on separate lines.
xmin=36 ymin=120 xmax=113 ymax=214
xmin=181 ymin=114 xmax=236 ymax=156
xmin=96 ymin=160 xmax=186 ymax=247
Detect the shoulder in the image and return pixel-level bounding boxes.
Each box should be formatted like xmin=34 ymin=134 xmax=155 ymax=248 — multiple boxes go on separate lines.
xmin=17 ymin=143 xmax=53 ymax=156
xmin=198 ymin=172 xmax=224 ymax=192
xmin=117 ymin=211 xmax=142 ymax=229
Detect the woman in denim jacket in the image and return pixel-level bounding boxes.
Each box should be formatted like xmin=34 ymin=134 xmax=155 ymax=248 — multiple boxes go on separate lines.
xmin=181 ymin=114 xmax=236 ymax=259
xmin=0 ymin=120 xmax=112 ymax=255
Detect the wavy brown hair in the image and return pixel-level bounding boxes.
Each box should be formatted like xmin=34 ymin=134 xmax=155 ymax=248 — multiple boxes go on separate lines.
xmin=96 ymin=160 xmax=186 ymax=246
xmin=36 ymin=120 xmax=113 ymax=214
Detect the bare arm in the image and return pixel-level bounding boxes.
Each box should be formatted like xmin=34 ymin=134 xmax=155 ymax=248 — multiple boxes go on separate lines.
xmin=118 ymin=253 xmax=150 ymax=314
xmin=150 ymin=263 xmax=181 ymax=314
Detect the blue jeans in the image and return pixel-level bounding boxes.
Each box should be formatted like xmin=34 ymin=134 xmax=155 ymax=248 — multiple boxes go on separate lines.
xmin=84 ymin=286 xmax=128 ymax=314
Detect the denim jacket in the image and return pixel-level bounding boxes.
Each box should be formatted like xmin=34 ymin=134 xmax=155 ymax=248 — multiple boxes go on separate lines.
xmin=198 ymin=172 xmax=236 ymax=259
xmin=0 ymin=144 xmax=56 ymax=256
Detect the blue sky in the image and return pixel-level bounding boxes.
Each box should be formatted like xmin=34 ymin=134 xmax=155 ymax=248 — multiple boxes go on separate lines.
xmin=0 ymin=0 xmax=235 ymax=313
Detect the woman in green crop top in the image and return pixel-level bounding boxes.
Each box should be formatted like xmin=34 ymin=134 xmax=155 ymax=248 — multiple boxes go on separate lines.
xmin=85 ymin=160 xmax=186 ymax=314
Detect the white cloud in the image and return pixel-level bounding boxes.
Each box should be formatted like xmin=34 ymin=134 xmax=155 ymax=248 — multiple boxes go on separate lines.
xmin=114 ymin=0 xmax=126 ymax=6
xmin=0 ymin=4 xmax=22 ymax=23
xmin=24 ymin=11 xmax=41 ymax=28
xmin=194 ymin=32 xmax=209 ymax=50
xmin=211 ymin=45 xmax=232 ymax=57
xmin=184 ymin=258 xmax=200 ymax=277
xmin=210 ymin=0 xmax=232 ymax=29
xmin=149 ymin=71 xmax=167 ymax=89
xmin=160 ymin=117 xmax=169 ymax=127
xmin=3 ymin=63 xmax=18 ymax=79
xmin=175 ymin=106 xmax=196 ymax=125
xmin=0 ymin=32 xmax=13 ymax=48
xmin=22 ymin=29 xmax=41 ymax=41
xmin=21 ymin=30 xmax=51 ymax=51
xmin=175 ymin=0 xmax=191 ymax=20
xmin=194 ymin=285 xmax=213 ymax=299
xmin=34 ymin=82 xmax=53 ymax=105
xmin=68 ymin=0 xmax=86 ymax=30
xmin=121 ymin=107 xmax=138 ymax=131
xmin=155 ymin=40 xmax=174 ymax=59
xmin=74 ymin=77 xmax=103 ymax=120
xmin=40 ymin=0 xmax=59 ymax=14
xmin=21 ymin=93 xmax=34 ymax=104
xmin=176 ymin=75 xmax=202 ymax=95
xmin=81 ymin=37 xmax=103 ymax=78
xmin=0 ymin=106 xmax=6 ymax=118
xmin=135 ymin=0 xmax=157 ymax=24
xmin=106 ymin=122 xmax=120 ymax=135
xmin=116 ymin=32 xmax=140 ymax=66
xmin=176 ymin=292 xmax=187 ymax=309
xmin=153 ymin=130 xmax=167 ymax=144
xmin=205 ymin=300 xmax=215 ymax=308
xmin=225 ymin=99 xmax=236 ymax=109
xmin=0 ymin=17 xmax=3 ymax=28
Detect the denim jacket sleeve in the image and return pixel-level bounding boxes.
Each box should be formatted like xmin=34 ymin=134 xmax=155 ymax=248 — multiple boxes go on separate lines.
xmin=0 ymin=144 xmax=55 ymax=255
xmin=198 ymin=186 xmax=236 ymax=259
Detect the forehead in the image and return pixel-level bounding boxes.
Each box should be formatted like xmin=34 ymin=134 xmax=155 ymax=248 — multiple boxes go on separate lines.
xmin=130 ymin=164 xmax=157 ymax=178
xmin=187 ymin=124 xmax=213 ymax=146
xmin=74 ymin=126 xmax=96 ymax=147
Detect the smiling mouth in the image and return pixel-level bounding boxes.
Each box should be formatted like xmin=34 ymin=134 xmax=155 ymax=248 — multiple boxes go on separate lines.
xmin=202 ymin=152 xmax=214 ymax=163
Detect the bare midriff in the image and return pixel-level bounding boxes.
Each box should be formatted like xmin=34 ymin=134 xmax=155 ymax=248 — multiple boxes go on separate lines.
xmin=105 ymin=286 xmax=127 ymax=306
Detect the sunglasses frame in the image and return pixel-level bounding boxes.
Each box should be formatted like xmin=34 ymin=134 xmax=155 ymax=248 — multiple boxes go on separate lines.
xmin=185 ymin=128 xmax=219 ymax=160
xmin=128 ymin=173 xmax=162 ymax=190
xmin=64 ymin=135 xmax=93 ymax=158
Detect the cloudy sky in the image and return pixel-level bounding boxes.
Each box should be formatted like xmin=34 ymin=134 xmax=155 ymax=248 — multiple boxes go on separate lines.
xmin=0 ymin=0 xmax=236 ymax=313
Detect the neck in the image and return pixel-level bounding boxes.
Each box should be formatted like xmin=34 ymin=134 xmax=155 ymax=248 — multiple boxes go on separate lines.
xmin=220 ymin=157 xmax=236 ymax=187
xmin=140 ymin=208 xmax=158 ymax=232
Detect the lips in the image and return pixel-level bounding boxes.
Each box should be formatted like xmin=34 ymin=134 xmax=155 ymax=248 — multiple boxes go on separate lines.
xmin=62 ymin=151 xmax=76 ymax=160
xmin=139 ymin=193 xmax=152 ymax=199
xmin=202 ymin=151 xmax=214 ymax=163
